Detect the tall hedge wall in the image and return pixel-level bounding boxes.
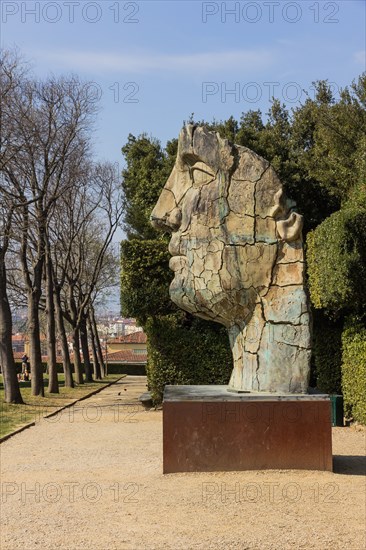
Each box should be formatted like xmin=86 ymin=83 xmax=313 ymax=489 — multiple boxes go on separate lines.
xmin=120 ymin=239 xmax=174 ymax=324
xmin=121 ymin=239 xmax=233 ymax=404
xmin=307 ymin=207 xmax=366 ymax=315
xmin=145 ymin=314 xmax=232 ymax=403
xmin=311 ymin=311 xmax=343 ymax=394
xmin=306 ymin=200 xmax=366 ymax=420
xmin=342 ymin=319 xmax=366 ymax=424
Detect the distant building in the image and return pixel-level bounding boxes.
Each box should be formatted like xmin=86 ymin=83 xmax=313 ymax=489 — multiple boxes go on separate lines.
xmin=99 ymin=317 xmax=143 ymax=338
xmin=105 ymin=330 xmax=147 ymax=370
xmin=108 ymin=319 xmax=125 ymax=336
xmin=18 ymin=333 xmax=64 ymax=362
xmin=11 ymin=334 xmax=25 ymax=353
xmin=10 ymin=320 xmax=147 ymax=373
xmin=124 ymin=324 xmax=143 ymax=335
xmin=107 ymin=330 xmax=147 ymax=352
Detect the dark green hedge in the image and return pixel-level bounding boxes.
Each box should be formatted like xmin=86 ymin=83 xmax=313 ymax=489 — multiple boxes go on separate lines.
xmin=342 ymin=318 xmax=366 ymax=424
xmin=145 ymin=314 xmax=232 ymax=404
xmin=311 ymin=311 xmax=343 ymax=394
xmin=307 ymin=206 xmax=366 ymax=315
xmin=106 ymin=363 xmax=146 ymax=375
xmin=120 ymin=239 xmax=175 ymax=324
xmin=120 ymin=238 xmax=233 ymax=403
xmin=14 ymin=362 xmax=144 ymax=376
xmin=14 ymin=361 xmax=65 ymax=374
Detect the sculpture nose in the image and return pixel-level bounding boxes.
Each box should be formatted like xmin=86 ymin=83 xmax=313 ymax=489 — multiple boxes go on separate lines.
xmin=150 ymin=207 xmax=182 ymax=232
xmin=167 ymin=207 xmax=182 ymax=231
xmin=150 ymin=213 xmax=165 ymax=230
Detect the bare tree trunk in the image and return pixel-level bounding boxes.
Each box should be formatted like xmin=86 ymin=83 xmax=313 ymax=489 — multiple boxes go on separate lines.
xmin=80 ymin=316 xmax=93 ymax=382
xmin=72 ymin=327 xmax=83 ymax=384
xmin=28 ymin=291 xmax=44 ymax=397
xmin=54 ymin=288 xmax=74 ymax=388
xmin=88 ymin=314 xmax=101 ymax=379
xmin=46 ymin=250 xmax=58 ymax=393
xmin=0 ymin=258 xmax=24 ymax=404
xmin=19 ymin=202 xmax=45 ymax=397
xmin=91 ymin=308 xmax=106 ymax=377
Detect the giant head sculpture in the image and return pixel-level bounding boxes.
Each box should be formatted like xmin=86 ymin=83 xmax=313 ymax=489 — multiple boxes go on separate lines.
xmin=151 ymin=126 xmax=311 ymax=393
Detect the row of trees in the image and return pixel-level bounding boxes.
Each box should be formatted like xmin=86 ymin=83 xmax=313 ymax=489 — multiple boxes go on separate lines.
xmin=0 ymin=50 xmax=123 ymax=403
xmin=120 ymin=75 xmax=366 ymax=421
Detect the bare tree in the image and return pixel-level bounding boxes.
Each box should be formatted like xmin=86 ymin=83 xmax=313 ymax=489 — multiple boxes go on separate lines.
xmin=0 ymin=202 xmax=24 ymax=403
xmin=2 ymin=70 xmax=97 ymax=396
xmin=1 ymin=49 xmax=120 ymax=399
xmin=61 ymin=162 xmax=123 ymax=383
xmin=87 ymin=312 xmax=101 ymax=379
xmin=0 ymin=49 xmax=28 ymax=403
xmin=48 ymin=182 xmax=88 ymax=387
xmin=89 ymin=304 xmax=106 ymax=378
xmin=45 ymin=236 xmax=58 ymax=393
xmin=51 ymin=170 xmax=99 ymax=384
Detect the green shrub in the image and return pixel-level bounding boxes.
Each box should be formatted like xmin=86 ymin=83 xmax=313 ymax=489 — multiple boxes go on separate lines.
xmin=120 ymin=239 xmax=175 ymax=324
xmin=121 ymin=238 xmax=233 ymax=403
xmin=342 ymin=318 xmax=366 ymax=424
xmin=307 ymin=206 xmax=366 ymax=315
xmin=106 ymin=363 xmax=146 ymax=376
xmin=145 ymin=314 xmax=232 ymax=404
xmin=311 ymin=311 xmax=343 ymax=394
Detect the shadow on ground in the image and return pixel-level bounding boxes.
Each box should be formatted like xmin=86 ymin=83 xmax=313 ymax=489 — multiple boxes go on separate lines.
xmin=333 ymin=455 xmax=366 ymax=476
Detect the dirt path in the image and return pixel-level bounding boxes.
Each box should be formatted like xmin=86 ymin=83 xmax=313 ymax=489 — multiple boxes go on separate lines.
xmin=1 ymin=376 xmax=365 ymax=550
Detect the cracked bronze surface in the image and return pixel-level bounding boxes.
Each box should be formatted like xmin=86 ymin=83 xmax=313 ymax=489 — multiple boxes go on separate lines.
xmin=151 ymin=126 xmax=311 ymax=393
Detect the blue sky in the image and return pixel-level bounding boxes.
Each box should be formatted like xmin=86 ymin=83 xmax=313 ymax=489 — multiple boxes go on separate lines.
xmin=2 ymin=0 xmax=365 ymax=167
xmin=2 ymin=1 xmax=365 ymax=312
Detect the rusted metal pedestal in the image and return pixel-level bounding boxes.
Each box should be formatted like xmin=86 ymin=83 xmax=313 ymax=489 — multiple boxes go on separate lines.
xmin=163 ymin=386 xmax=332 ymax=473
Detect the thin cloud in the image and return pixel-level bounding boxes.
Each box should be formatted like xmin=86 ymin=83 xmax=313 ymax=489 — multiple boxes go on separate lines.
xmin=34 ymin=49 xmax=274 ymax=74
xmin=354 ymin=50 xmax=366 ymax=65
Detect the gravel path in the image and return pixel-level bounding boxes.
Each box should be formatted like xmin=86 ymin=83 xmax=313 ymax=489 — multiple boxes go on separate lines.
xmin=1 ymin=376 xmax=365 ymax=550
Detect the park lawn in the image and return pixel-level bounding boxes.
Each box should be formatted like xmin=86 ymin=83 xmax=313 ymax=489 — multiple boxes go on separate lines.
xmin=0 ymin=373 xmax=123 ymax=439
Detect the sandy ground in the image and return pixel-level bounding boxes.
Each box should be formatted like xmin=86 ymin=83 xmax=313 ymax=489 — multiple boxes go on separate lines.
xmin=0 ymin=376 xmax=365 ymax=550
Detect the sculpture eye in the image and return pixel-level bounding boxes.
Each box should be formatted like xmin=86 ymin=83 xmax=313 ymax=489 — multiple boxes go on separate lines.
xmin=191 ymin=162 xmax=215 ymax=186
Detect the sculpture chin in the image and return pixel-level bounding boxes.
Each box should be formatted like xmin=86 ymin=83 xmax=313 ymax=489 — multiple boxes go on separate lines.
xmin=169 ymin=256 xmax=186 ymax=271
xmin=169 ymin=271 xmax=257 ymax=327
xmin=169 ymin=271 xmax=195 ymax=314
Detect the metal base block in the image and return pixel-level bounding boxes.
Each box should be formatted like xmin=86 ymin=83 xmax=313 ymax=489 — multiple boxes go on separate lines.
xmin=163 ymin=386 xmax=332 ymax=473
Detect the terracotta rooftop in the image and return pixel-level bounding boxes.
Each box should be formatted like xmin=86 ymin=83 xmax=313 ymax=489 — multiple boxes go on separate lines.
xmin=109 ymin=331 xmax=147 ymax=344
xmin=12 ymin=334 xmax=26 ymax=341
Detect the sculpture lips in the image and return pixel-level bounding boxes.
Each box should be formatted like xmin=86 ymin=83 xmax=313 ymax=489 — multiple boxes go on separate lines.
xmin=169 ymin=256 xmax=186 ymax=271
xmin=168 ymin=234 xmax=181 ymax=256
